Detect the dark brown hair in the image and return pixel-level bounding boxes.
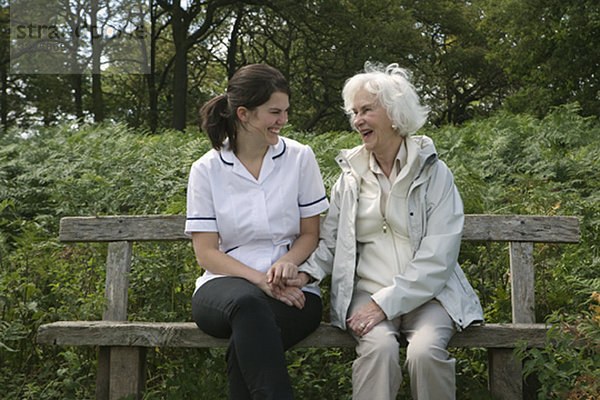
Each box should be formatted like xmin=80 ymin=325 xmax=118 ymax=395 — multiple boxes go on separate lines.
xmin=199 ymin=64 xmax=290 ymax=153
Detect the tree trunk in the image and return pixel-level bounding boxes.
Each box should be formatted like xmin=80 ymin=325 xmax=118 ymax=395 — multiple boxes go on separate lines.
xmin=146 ymin=2 xmax=158 ymax=132
xmin=1 ymin=62 xmax=7 ymax=133
xmin=226 ymin=5 xmax=244 ymax=79
xmin=172 ymin=42 xmax=187 ymax=131
xmin=91 ymin=75 xmax=104 ymax=122
xmin=1 ymin=5 xmax=7 ymax=132
xmin=91 ymin=0 xmax=104 ymax=122
xmin=170 ymin=7 xmax=188 ymax=131
xmin=72 ymin=74 xmax=84 ymax=120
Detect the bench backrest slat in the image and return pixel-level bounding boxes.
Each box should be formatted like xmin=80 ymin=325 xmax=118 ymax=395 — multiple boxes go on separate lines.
xmin=104 ymin=242 xmax=133 ymax=321
xmin=59 ymin=214 xmax=580 ymax=243
xmin=60 ymin=215 xmax=188 ymax=242
xmin=509 ymin=242 xmax=535 ymax=324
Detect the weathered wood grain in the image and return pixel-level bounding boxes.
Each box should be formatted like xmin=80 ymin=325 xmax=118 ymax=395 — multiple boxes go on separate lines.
xmin=95 ymin=347 xmax=110 ymax=400
xmin=462 ymin=214 xmax=580 ymax=243
xmin=37 ymin=321 xmax=550 ymax=349
xmin=97 ymin=242 xmax=135 ymax=400
xmin=47 ymin=212 xmax=582 ymax=400
xmin=492 ymin=242 xmax=534 ymax=400
xmin=59 ymin=215 xmax=189 ymax=242
xmin=510 ymin=241 xmax=536 ymax=324
xmin=489 ymin=349 xmax=523 ymax=400
xmin=103 ymin=242 xmax=132 ymax=321
xmin=59 ymin=214 xmax=580 ymax=243
xmin=109 ymin=347 xmax=146 ymax=400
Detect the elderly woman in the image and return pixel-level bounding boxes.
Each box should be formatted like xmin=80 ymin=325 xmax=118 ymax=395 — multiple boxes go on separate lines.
xmin=298 ymin=63 xmax=484 ymax=400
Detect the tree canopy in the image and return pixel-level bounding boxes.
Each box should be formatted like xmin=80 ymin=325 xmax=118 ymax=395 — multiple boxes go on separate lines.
xmin=1 ymin=0 xmax=598 ymax=133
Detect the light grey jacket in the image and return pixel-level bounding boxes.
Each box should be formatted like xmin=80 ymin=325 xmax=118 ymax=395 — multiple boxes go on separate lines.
xmin=299 ymin=135 xmax=483 ymax=331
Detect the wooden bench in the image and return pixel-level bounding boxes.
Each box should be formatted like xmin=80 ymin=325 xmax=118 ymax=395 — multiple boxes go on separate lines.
xmin=37 ymin=214 xmax=580 ymax=400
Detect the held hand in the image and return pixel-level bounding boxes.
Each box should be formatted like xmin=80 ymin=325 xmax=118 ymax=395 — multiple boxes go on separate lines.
xmin=281 ymin=272 xmax=311 ymax=289
xmin=267 ymin=271 xmax=310 ymax=301
xmin=256 ymin=274 xmax=276 ymax=298
xmin=346 ymin=301 xmax=386 ymax=337
xmin=267 ymin=273 xmax=310 ymax=310
xmin=267 ymin=260 xmax=298 ymax=288
xmin=257 ymin=272 xmax=306 ymax=309
xmin=274 ymin=286 xmax=306 ymax=309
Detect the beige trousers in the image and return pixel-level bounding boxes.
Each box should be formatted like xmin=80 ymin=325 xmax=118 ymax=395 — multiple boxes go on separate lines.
xmin=348 ymin=291 xmax=457 ymax=400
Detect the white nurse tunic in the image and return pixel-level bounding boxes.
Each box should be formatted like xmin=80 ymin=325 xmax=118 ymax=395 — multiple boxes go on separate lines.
xmin=185 ymin=137 xmax=329 ymax=294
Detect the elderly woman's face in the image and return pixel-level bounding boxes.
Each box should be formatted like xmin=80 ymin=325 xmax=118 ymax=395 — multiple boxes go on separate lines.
xmin=351 ymin=88 xmax=397 ymax=154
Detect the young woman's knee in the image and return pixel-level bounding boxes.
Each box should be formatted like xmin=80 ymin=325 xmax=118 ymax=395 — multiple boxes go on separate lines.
xmin=231 ymin=290 xmax=271 ymax=316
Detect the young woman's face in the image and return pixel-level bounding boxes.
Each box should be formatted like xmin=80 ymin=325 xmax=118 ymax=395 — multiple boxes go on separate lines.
xmin=241 ymin=91 xmax=289 ymax=147
xmin=351 ymin=87 xmax=397 ymax=154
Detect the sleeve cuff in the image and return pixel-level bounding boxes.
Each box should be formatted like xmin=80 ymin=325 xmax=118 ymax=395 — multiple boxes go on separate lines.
xmin=184 ymin=218 xmax=218 ymax=236
xmin=299 ymin=196 xmax=329 ymax=218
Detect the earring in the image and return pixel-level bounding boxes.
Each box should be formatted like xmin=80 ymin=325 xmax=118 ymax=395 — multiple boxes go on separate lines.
xmin=392 ymin=124 xmax=397 ymax=130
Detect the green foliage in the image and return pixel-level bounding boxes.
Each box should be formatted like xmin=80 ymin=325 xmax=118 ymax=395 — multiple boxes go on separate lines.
xmin=515 ymin=292 xmax=600 ymax=399
xmin=482 ymin=0 xmax=600 ymax=118
xmin=1 ymin=105 xmax=599 ymax=398
xmin=285 ymin=128 xmax=362 ymax=194
xmin=429 ymin=103 xmax=600 ymax=321
xmin=288 ymin=348 xmax=354 ymax=400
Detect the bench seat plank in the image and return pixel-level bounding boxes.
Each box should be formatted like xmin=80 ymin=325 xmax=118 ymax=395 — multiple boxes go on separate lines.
xmin=37 ymin=321 xmax=549 ymax=349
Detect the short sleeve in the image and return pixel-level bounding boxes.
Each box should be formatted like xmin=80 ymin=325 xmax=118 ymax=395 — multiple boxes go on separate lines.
xmin=298 ymin=145 xmax=329 ymax=218
xmin=185 ymin=159 xmax=218 ymax=235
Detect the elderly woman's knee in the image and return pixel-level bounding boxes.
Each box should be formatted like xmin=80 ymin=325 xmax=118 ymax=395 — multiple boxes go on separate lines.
xmin=359 ymin=332 xmax=401 ymax=360
xmin=406 ymin=340 xmax=454 ymax=372
xmin=405 ymin=336 xmax=445 ymax=364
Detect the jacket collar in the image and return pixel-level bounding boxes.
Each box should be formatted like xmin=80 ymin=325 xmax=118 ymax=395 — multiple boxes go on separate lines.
xmin=336 ymin=135 xmax=438 ymax=179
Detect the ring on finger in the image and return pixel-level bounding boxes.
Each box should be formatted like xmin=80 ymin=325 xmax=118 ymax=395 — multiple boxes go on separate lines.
xmin=359 ymin=322 xmax=366 ymax=328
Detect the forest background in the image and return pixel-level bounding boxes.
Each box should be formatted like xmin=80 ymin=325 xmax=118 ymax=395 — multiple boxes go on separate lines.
xmin=1 ymin=0 xmax=599 ymax=399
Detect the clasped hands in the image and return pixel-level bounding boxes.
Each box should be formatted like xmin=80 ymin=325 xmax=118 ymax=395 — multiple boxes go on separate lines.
xmin=264 ymin=262 xmax=386 ymax=334
xmin=265 ymin=261 xmax=309 ymax=309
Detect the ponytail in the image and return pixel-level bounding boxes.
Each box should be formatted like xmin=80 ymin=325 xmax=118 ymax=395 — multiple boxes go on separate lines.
xmin=199 ymin=94 xmax=237 ymax=152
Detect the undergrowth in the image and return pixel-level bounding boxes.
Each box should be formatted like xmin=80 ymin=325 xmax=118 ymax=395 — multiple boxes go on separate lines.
xmin=1 ymin=104 xmax=598 ymax=398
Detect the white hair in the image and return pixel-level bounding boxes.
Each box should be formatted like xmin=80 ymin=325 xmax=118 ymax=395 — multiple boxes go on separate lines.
xmin=342 ymin=62 xmax=429 ymax=137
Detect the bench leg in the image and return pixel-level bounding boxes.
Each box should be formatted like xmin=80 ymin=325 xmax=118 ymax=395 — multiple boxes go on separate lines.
xmin=109 ymin=347 xmax=147 ymax=400
xmin=489 ymin=348 xmax=523 ymax=400
xmin=95 ymin=347 xmax=110 ymax=400
xmin=94 ymin=346 xmax=146 ymax=400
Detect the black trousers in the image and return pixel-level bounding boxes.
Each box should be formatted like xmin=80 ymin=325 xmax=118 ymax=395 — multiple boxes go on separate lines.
xmin=191 ymin=277 xmax=322 ymax=400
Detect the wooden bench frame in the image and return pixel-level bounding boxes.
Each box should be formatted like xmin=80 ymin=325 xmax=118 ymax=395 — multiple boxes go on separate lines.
xmin=37 ymin=214 xmax=580 ymax=400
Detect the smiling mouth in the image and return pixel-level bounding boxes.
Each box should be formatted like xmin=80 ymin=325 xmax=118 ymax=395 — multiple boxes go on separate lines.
xmin=269 ymin=128 xmax=280 ymax=135
xmin=360 ymin=130 xmax=373 ymax=140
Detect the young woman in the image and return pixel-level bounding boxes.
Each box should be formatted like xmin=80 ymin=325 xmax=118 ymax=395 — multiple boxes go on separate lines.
xmin=186 ymin=64 xmax=329 ymax=399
